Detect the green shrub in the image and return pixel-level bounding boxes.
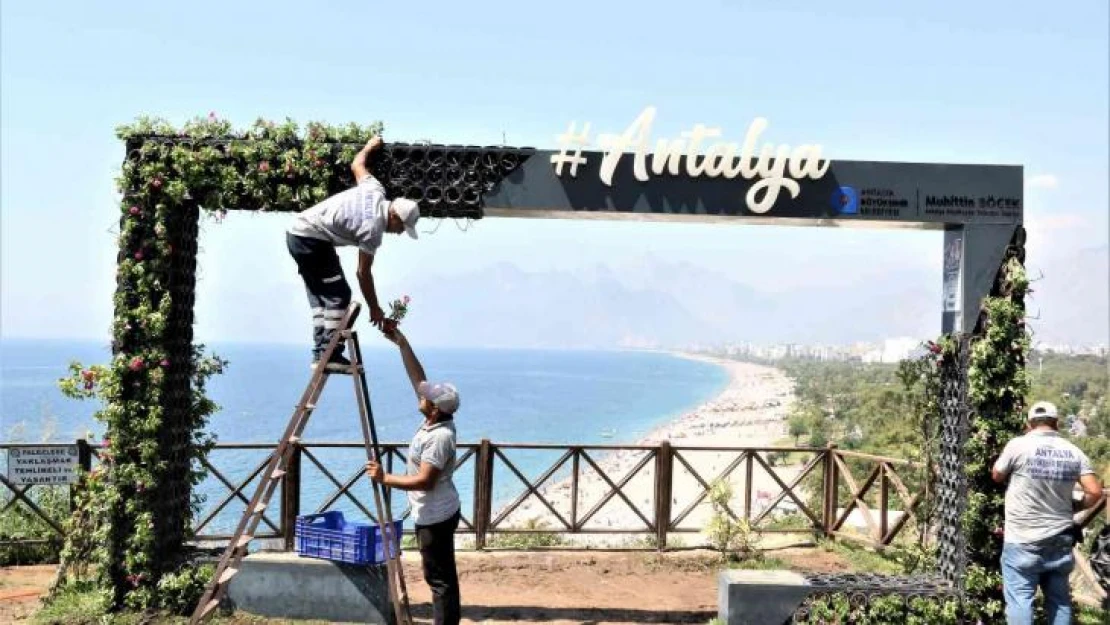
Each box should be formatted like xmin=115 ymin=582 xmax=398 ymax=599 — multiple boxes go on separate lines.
xmin=486 ymin=518 xmax=564 ymax=549
xmin=0 ymin=484 xmax=69 ymax=565
xmin=155 ymin=562 xmax=214 ymax=616
xmin=705 ymin=479 xmax=761 ymax=563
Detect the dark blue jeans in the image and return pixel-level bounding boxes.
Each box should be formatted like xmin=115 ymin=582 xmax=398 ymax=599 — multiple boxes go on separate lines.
xmin=415 ymin=509 xmax=461 ymax=625
xmin=1001 ymin=536 xmax=1074 ymax=625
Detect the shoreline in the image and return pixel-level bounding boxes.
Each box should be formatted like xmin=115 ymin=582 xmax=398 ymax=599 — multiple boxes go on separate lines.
xmin=501 ymin=351 xmax=801 ymax=547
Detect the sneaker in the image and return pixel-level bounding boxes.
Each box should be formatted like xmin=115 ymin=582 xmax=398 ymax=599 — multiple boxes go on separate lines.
xmin=311 ymin=354 xmax=353 ymax=373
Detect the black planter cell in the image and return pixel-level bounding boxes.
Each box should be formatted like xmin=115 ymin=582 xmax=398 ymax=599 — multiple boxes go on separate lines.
xmin=424 ymin=186 xmax=444 ymax=206
xmin=426 ymin=149 xmax=445 ymax=168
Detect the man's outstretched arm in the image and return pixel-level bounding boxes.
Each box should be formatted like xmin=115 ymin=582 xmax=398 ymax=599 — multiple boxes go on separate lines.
xmin=385 ymin=328 xmax=426 ymax=398
xmin=356 ymin=252 xmax=384 ymax=327
xmin=351 ymin=136 xmax=382 ymax=182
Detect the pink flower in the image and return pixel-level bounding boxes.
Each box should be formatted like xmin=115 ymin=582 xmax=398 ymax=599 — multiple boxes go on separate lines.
xmin=160 ymin=359 xmax=170 ymax=368
xmin=151 ymin=178 xmax=163 ymax=189
xmin=314 ymin=159 xmax=325 ymax=168
xmin=134 ymin=251 xmax=144 ymax=261
xmin=259 ymin=161 xmax=270 ymax=173
xmin=129 ymin=357 xmax=145 ymax=372
xmin=402 ymin=295 xmax=411 ymax=305
xmin=129 ymin=206 xmax=141 ymax=216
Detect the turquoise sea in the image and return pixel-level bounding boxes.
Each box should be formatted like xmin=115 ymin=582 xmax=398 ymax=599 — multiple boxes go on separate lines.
xmin=0 ymin=338 xmax=729 ymax=533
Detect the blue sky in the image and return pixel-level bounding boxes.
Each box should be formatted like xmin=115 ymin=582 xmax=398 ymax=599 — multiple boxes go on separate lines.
xmin=1 ymin=0 xmax=1106 ymax=344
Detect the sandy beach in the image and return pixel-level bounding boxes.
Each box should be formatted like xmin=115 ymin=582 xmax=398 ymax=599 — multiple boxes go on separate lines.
xmin=496 ymin=353 xmax=807 ymax=548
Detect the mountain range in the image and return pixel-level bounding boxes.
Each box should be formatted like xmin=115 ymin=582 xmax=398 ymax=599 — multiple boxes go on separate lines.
xmin=395 ymin=246 xmax=1107 ymax=349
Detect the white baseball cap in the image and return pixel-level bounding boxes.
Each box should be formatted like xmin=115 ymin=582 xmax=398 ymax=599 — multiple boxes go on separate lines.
xmin=391 ymin=198 xmax=420 ymax=239
xmin=1027 ymin=401 xmax=1058 ymax=421
xmin=418 ymin=381 xmax=460 ymax=415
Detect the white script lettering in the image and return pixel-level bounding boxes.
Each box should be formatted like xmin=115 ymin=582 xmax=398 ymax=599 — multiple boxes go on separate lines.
xmin=560 ymin=107 xmax=830 ymax=213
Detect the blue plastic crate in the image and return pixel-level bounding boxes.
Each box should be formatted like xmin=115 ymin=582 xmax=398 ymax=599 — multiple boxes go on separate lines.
xmin=294 ymin=511 xmax=403 ymax=565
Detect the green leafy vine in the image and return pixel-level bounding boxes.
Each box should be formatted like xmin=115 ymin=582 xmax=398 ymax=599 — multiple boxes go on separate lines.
xmin=50 ymin=113 xmax=384 ymax=611
xmin=961 ymin=253 xmax=1030 ymax=621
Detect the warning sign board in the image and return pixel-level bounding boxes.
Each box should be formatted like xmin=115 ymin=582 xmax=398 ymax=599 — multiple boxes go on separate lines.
xmin=6 ymin=445 xmax=79 ymax=485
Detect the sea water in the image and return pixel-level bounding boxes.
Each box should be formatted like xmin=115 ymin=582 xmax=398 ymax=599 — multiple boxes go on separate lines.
xmin=1 ymin=338 xmax=728 ymax=532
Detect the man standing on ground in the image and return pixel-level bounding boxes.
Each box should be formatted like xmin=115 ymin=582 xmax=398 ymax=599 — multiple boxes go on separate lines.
xmin=367 ymin=326 xmax=461 ymax=625
xmin=286 ymin=135 xmax=420 ymax=371
xmin=991 ymin=400 xmax=1104 ymax=624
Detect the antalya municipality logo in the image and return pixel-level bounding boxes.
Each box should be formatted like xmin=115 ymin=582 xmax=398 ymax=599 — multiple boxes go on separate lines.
xmin=831 ymin=186 xmax=858 ymax=215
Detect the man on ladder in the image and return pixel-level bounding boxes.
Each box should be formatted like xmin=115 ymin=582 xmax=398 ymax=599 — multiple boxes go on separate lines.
xmin=286 ymin=135 xmax=421 ymax=371
xmin=368 ymin=324 xmax=462 ymax=625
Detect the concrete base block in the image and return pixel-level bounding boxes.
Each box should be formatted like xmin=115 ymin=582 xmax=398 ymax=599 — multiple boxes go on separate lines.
xmin=226 ymin=552 xmax=396 ymax=624
xmin=718 ymin=569 xmax=811 ymax=625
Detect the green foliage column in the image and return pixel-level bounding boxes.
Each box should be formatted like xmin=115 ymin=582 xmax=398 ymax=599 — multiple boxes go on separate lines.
xmin=58 ymin=115 xmax=385 ymax=611
xmin=961 ymin=228 xmax=1030 ymax=619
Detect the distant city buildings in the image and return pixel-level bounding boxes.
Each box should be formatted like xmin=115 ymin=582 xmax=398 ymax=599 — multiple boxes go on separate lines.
xmin=692 ymin=338 xmax=1108 ymax=363
xmin=702 ymin=337 xmax=927 ymax=363
xmin=1033 ymin=343 xmax=1110 ymax=357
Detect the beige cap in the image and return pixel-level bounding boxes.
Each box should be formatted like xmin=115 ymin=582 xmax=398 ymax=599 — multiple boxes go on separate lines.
xmin=391 ymin=199 xmax=420 ymax=239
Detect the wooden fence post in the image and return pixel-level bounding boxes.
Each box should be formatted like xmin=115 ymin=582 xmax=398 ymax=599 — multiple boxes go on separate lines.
xmin=474 ymin=439 xmax=493 ymax=550
xmin=823 ymin=443 xmax=838 ymax=538
xmin=72 ymin=439 xmax=92 ymax=512
xmin=281 ymin=442 xmax=301 ymax=551
xmin=654 ymin=441 xmax=672 ymax=551
xmin=879 ymin=464 xmax=890 ymax=544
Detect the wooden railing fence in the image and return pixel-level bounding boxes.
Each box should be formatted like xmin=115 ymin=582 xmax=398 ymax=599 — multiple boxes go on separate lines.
xmin=2 ymin=441 xmax=1107 ymax=554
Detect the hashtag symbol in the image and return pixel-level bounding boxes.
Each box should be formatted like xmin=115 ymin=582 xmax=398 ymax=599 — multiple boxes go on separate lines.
xmin=550 ymin=121 xmax=591 ymax=176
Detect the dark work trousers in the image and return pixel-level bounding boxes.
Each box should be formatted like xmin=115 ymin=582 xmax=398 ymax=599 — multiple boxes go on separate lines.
xmin=415 ymin=509 xmax=461 ymax=625
xmin=285 ymin=232 xmax=352 ymax=360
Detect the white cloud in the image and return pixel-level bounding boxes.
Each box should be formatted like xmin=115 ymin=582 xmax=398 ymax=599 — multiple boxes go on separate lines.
xmin=1026 ymin=174 xmax=1059 ymax=189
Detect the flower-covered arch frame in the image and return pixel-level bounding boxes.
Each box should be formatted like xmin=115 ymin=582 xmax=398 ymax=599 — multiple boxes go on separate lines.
xmin=65 ymin=114 xmax=532 ymax=609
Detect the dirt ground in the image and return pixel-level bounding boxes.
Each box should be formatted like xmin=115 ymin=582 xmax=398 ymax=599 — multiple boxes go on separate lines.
xmin=0 ymin=564 xmax=56 ymax=624
xmin=401 ymin=549 xmax=849 ymax=625
xmin=1 ymin=548 xmax=850 ymax=624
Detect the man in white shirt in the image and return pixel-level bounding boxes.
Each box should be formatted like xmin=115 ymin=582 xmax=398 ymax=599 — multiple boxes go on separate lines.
xmin=286 ymin=136 xmax=420 ymax=371
xmin=992 ymin=400 xmax=1104 ymax=625
xmin=367 ymin=327 xmax=461 ymax=625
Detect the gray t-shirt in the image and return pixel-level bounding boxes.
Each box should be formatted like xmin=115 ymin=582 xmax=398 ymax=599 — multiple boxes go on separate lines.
xmin=407 ymin=419 xmax=460 ymax=526
xmin=288 ymin=174 xmax=386 ymax=254
xmin=993 ymin=430 xmax=1094 ymax=544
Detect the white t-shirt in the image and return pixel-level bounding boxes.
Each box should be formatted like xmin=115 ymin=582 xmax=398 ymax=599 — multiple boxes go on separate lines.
xmin=407 ymin=419 xmax=460 ymax=526
xmin=993 ymin=430 xmax=1094 ymax=544
xmin=288 ymin=174 xmax=387 ymax=255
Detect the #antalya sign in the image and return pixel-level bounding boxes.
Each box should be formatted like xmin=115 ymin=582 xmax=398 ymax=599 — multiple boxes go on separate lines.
xmin=550 ymin=106 xmax=830 ymax=213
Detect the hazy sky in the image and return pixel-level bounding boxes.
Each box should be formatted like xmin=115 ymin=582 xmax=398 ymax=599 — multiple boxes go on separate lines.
xmin=2 ymin=1 xmax=1106 ymax=345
